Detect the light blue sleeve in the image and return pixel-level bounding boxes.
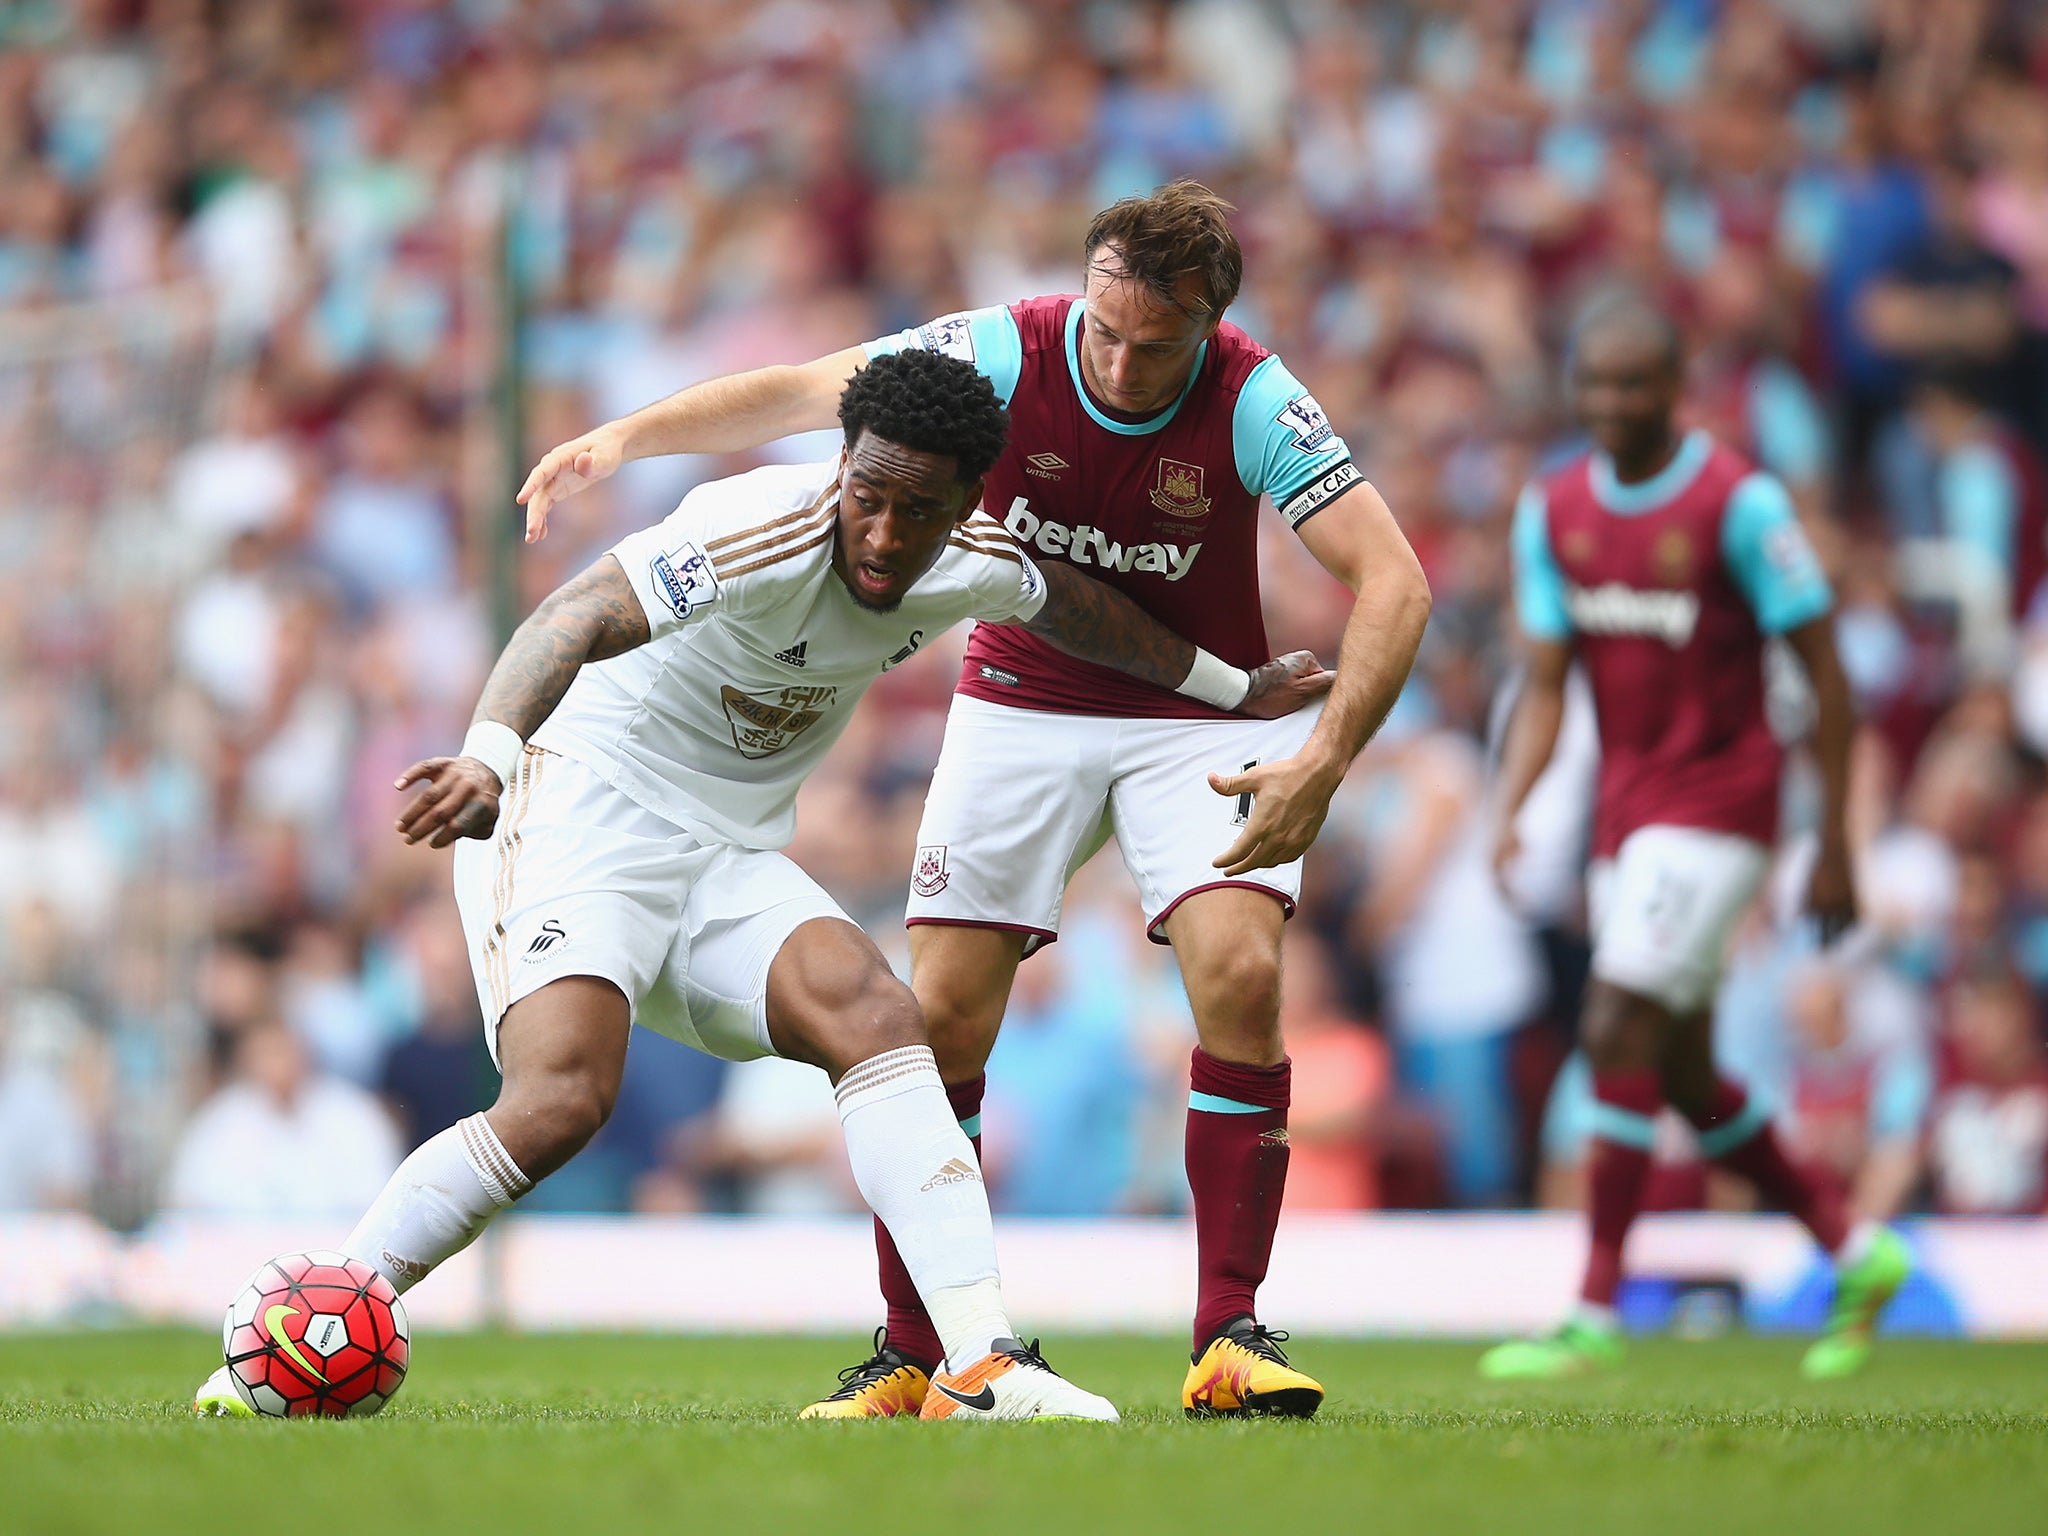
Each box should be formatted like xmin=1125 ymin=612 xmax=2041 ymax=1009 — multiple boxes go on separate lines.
xmin=1721 ymin=471 xmax=1834 ymax=634
xmin=1747 ymin=359 xmax=1831 ymax=489
xmin=1939 ymin=442 xmax=2020 ymax=574
xmin=862 ymin=305 xmax=1024 ymax=405
xmin=1510 ymin=483 xmax=1573 ymax=642
xmin=1869 ymin=1043 xmax=1934 ymax=1143
xmin=1232 ymin=355 xmax=1358 ymax=528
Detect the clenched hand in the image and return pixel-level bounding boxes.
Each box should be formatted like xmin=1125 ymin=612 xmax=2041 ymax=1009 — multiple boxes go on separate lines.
xmin=395 ymin=757 xmax=503 ymax=848
xmin=1236 ymin=650 xmax=1335 ymax=719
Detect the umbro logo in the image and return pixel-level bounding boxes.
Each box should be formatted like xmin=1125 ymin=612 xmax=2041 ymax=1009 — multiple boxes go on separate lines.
xmin=920 ymin=1157 xmax=982 ymax=1191
xmin=1024 ymin=451 xmax=1068 ymax=480
xmin=524 ymin=919 xmax=567 ymax=960
xmin=1259 ymin=1127 xmax=1290 ymax=1146
xmin=772 ymin=640 xmax=808 ymax=668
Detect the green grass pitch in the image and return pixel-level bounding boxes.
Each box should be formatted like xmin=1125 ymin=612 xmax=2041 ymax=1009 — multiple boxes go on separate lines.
xmin=4 ymin=1331 xmax=2044 ymax=1535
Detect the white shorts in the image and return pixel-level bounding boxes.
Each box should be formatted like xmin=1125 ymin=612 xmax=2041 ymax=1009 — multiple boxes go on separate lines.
xmin=906 ymin=695 xmax=1321 ymax=953
xmin=452 ymin=748 xmax=845 ymax=1066
xmin=1587 ymin=824 xmax=1771 ymax=1014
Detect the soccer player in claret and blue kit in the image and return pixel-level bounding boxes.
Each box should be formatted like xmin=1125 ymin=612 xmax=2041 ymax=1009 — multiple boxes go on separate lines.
xmin=518 ymin=182 xmax=1434 ymax=1417
xmin=1481 ymin=297 xmax=1912 ymax=1383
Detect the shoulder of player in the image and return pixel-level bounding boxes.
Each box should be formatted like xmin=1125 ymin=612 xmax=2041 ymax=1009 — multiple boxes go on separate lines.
xmin=1208 ymin=319 xmax=1277 ymax=395
xmin=696 ymin=464 xmax=841 ymax=585
xmin=940 ymin=514 xmax=1026 ymax=571
xmin=1010 ymin=294 xmax=1079 ymax=353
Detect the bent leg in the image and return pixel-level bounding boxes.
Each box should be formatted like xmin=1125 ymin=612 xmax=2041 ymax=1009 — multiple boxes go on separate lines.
xmin=345 ymin=975 xmax=630 ymax=1292
xmin=768 ymin=917 xmax=1012 ymax=1370
xmin=854 ymin=922 xmax=1027 ymax=1367
xmin=1167 ymin=887 xmax=1292 ymax=1349
xmin=1660 ymin=1010 xmax=1848 ymax=1254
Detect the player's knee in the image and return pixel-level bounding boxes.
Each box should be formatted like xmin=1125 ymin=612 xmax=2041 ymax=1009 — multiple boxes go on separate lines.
xmin=1188 ymin=946 xmax=1282 ymax=1034
xmin=771 ymin=925 xmax=928 ymax=1074
xmin=495 ymin=1063 xmax=616 ymax=1165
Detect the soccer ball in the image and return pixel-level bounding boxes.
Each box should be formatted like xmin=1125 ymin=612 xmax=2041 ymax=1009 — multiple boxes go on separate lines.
xmin=220 ymin=1250 xmax=409 ymax=1418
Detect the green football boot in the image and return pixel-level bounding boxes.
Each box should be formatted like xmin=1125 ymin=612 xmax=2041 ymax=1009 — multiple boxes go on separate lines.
xmin=192 ymin=1364 xmax=255 ymax=1418
xmin=1801 ymin=1226 xmax=1911 ymax=1381
xmin=1479 ymin=1315 xmax=1625 ymax=1381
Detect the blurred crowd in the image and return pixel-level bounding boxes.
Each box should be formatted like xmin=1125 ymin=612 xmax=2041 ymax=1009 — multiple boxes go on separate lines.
xmin=2 ymin=0 xmax=2046 ymax=1228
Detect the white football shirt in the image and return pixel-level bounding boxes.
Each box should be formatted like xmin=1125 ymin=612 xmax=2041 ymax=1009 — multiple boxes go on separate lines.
xmin=531 ymin=458 xmax=1047 ymax=849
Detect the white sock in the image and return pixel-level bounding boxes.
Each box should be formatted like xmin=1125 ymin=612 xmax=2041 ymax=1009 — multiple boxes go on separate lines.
xmin=1837 ymin=1219 xmax=1882 ymax=1269
xmin=1571 ymin=1300 xmax=1621 ymax=1333
xmin=834 ymin=1045 xmax=1011 ymax=1369
xmin=342 ymin=1113 xmax=532 ymax=1294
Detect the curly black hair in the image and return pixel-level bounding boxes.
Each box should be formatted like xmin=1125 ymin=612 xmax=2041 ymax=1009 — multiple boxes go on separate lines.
xmin=837 ymin=347 xmax=1009 ymax=484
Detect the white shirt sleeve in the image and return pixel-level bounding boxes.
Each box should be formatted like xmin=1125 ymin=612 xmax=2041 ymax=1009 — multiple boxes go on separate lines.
xmin=609 ymin=462 xmax=839 ymax=639
xmin=951 ymin=520 xmax=1049 ymax=624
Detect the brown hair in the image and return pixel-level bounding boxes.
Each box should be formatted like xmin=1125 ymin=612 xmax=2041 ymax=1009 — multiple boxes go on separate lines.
xmin=1083 ymin=180 xmax=1243 ymax=318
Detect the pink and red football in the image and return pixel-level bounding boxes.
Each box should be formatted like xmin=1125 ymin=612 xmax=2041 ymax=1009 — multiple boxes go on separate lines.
xmin=220 ymin=1250 xmax=409 ymax=1418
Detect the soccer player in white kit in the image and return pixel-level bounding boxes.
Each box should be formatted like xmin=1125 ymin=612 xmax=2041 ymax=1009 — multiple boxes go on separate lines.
xmin=194 ymin=351 xmax=1327 ymax=1422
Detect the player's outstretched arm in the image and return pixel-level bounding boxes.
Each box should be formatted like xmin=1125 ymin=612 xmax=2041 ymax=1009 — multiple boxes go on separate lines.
xmin=517 ymin=345 xmax=869 ymax=543
xmin=1208 ymin=481 xmax=1432 ymax=876
xmin=394 ymin=556 xmax=651 ymax=848
xmin=1024 ymin=561 xmax=1334 ymax=714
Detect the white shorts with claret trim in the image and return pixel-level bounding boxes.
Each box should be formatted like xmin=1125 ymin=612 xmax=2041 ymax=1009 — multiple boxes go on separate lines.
xmin=905 ymin=695 xmax=1322 ymax=954
xmin=1586 ymin=824 xmax=1771 ymax=1015
xmin=452 ymin=748 xmax=845 ymax=1066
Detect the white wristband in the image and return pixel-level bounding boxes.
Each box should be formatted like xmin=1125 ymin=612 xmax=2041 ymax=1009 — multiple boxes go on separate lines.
xmin=459 ymin=721 xmax=525 ymax=789
xmin=1176 ymin=648 xmax=1252 ymax=711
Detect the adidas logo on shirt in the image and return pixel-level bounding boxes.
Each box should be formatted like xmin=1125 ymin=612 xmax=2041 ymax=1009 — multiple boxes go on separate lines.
xmin=772 ymin=640 xmax=808 ymax=668
xmin=920 ymin=1157 xmax=982 ymax=1191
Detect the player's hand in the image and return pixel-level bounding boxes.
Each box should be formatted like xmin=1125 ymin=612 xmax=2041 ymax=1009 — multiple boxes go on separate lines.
xmin=1207 ymin=754 xmax=1343 ymax=876
xmin=1491 ymin=820 xmax=1523 ymax=901
xmin=1807 ymin=838 xmax=1858 ymax=946
xmin=1236 ymin=650 xmax=1335 ymax=719
xmin=517 ymin=424 xmax=625 ymax=544
xmin=394 ymin=757 xmax=503 ymax=848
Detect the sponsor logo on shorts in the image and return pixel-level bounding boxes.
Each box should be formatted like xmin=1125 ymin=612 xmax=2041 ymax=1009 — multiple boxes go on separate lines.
xmin=920 ymin=1156 xmax=982 ymax=1191
xmin=1024 ymin=451 xmax=1068 ymax=480
xmin=1259 ymin=1127 xmax=1291 ymax=1146
xmin=523 ymin=919 xmax=567 ymax=961
xmin=912 ymin=844 xmax=950 ymax=897
xmin=977 ymin=664 xmax=1019 ymax=687
xmin=1149 ymin=458 xmax=1212 ymax=520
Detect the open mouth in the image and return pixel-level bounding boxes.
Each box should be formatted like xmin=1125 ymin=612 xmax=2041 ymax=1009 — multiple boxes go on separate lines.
xmin=853 ymin=561 xmax=899 ymax=600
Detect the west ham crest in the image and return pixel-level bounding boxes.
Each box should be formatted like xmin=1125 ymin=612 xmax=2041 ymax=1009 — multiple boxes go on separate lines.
xmin=911 ymin=844 xmax=950 ymax=897
xmin=1150 ymin=458 xmax=1212 ymax=519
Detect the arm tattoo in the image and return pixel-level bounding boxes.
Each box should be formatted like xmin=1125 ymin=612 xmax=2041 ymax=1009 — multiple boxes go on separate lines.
xmin=472 ymin=555 xmax=652 ymax=738
xmin=1023 ymin=560 xmax=1195 ymax=689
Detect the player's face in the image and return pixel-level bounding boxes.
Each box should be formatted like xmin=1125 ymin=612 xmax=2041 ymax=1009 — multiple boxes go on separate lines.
xmin=1571 ymin=325 xmax=1682 ymax=463
xmin=1079 ymin=251 xmax=1220 ymax=415
xmin=834 ymin=433 xmax=981 ymax=612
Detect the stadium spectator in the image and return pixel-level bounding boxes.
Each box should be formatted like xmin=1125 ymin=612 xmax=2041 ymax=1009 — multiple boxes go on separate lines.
xmin=6 ymin=0 xmax=2047 ymax=1226
xmin=165 ymin=1018 xmax=401 ymax=1217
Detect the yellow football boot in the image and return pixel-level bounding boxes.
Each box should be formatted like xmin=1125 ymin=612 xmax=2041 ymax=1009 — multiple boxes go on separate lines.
xmin=799 ymin=1330 xmax=932 ymax=1419
xmin=1182 ymin=1317 xmax=1324 ymax=1419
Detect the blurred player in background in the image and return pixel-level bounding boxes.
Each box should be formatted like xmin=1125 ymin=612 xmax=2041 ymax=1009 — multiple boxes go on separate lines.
xmin=196 ymin=350 xmax=1328 ymax=1422
xmin=1482 ymin=297 xmax=1910 ymax=1383
xmin=520 ymin=182 xmax=1432 ymax=1418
